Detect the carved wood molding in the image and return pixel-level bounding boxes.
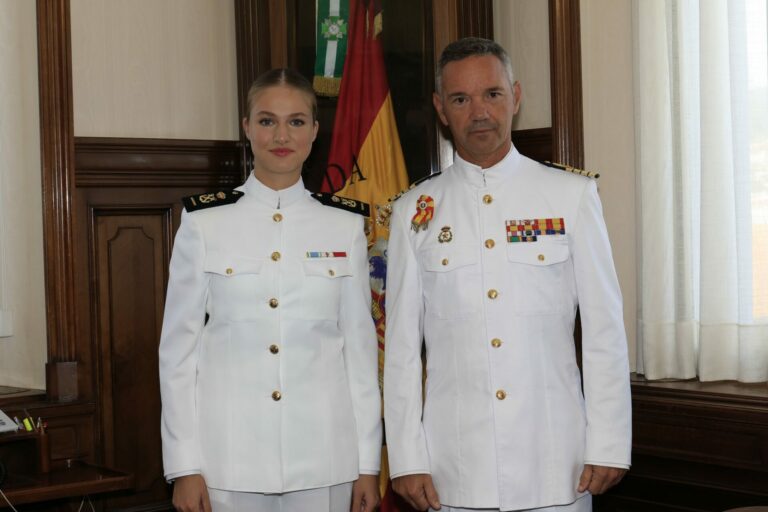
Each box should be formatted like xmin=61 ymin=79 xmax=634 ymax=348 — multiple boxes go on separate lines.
xmin=37 ymin=0 xmax=78 ymax=364
xmin=457 ymin=0 xmax=494 ymax=39
xmin=549 ymin=0 xmax=584 ymax=168
xmin=234 ymin=0 xmax=273 ymax=179
xmin=74 ymin=138 xmax=242 ymax=188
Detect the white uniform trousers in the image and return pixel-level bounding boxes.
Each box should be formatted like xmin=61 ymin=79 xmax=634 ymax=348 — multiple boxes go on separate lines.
xmin=208 ymin=482 xmax=353 ymax=512
xmin=433 ymin=494 xmax=592 ymax=512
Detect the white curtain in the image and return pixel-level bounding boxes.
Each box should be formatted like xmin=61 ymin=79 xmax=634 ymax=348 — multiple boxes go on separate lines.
xmin=634 ymin=0 xmax=768 ymax=382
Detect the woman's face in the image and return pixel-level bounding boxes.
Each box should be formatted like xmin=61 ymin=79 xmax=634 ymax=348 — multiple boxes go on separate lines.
xmin=242 ymin=84 xmax=318 ymax=190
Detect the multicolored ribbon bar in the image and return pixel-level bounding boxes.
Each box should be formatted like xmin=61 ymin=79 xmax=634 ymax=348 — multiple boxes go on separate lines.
xmin=306 ymin=251 xmax=348 ymax=258
xmin=506 ymin=218 xmax=565 ymax=243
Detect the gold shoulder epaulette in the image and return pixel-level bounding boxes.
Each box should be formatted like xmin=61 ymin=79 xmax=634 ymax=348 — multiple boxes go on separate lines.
xmin=375 ymin=171 xmax=443 ymax=229
xmin=387 ymin=171 xmax=443 ymax=203
xmin=311 ymin=192 xmax=371 ymax=217
xmin=542 ymin=161 xmax=600 ymax=179
xmin=183 ymin=189 xmax=244 ymax=212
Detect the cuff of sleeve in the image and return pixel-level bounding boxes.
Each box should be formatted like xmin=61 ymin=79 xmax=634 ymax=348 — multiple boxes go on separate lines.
xmin=165 ymin=469 xmax=201 ymax=483
xmin=389 ymin=469 xmax=431 ymax=479
xmin=584 ymin=461 xmax=630 ymax=470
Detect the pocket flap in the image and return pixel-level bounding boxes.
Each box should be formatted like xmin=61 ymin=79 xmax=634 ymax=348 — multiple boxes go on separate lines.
xmin=506 ymin=241 xmax=570 ymax=266
xmin=302 ymin=258 xmax=352 ymax=278
xmin=420 ymin=245 xmax=478 ymax=272
xmin=204 ymin=251 xmax=264 ymax=276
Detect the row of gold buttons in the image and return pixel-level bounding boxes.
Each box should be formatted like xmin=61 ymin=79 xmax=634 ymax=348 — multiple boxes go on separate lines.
xmin=485 ymin=194 xmax=509 ymax=403
xmin=272 ymin=211 xmax=283 ymax=401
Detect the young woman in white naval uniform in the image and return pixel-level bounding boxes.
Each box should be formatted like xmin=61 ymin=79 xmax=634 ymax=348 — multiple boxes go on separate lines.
xmin=159 ymin=69 xmax=381 ymax=512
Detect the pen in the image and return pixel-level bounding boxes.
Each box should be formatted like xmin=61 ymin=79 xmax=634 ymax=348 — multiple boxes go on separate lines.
xmin=13 ymin=416 xmax=23 ymax=431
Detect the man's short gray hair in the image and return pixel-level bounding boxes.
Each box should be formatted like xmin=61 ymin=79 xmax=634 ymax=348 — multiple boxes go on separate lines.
xmin=435 ymin=37 xmax=515 ymax=94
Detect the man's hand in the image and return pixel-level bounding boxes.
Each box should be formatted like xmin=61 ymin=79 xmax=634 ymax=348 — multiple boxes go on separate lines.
xmin=577 ymin=464 xmax=627 ymax=495
xmin=392 ymin=474 xmax=441 ymax=511
xmin=351 ymin=474 xmax=381 ymax=512
xmin=172 ymin=474 xmax=212 ymax=512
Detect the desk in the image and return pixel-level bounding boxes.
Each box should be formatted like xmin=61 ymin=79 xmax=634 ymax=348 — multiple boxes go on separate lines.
xmin=0 ymin=461 xmax=133 ymax=508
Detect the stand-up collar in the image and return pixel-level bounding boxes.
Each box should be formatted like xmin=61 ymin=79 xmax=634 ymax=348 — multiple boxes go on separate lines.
xmin=452 ymin=145 xmax=521 ymax=188
xmin=241 ymin=173 xmax=307 ymax=209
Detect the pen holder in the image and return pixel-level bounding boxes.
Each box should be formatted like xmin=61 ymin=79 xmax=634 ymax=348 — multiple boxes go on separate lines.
xmin=37 ymin=429 xmax=50 ymax=473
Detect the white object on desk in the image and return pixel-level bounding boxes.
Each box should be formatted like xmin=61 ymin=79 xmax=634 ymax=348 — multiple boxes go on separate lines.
xmin=0 ymin=409 xmax=18 ymax=433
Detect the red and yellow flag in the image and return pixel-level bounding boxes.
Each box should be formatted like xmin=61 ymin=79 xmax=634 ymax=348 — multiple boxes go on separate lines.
xmin=321 ymin=0 xmax=409 ymax=507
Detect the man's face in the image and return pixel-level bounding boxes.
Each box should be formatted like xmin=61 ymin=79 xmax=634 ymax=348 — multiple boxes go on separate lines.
xmin=433 ymin=55 xmax=521 ymax=169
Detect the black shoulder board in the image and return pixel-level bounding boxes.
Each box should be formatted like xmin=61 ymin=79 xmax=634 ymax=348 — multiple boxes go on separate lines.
xmin=311 ymin=193 xmax=371 ymax=217
xmin=183 ymin=189 xmax=244 ymax=212
xmin=388 ymin=171 xmax=442 ymax=203
xmin=541 ymin=161 xmax=600 ymax=179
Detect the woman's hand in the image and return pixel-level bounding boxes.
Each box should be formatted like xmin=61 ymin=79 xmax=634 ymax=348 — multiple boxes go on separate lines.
xmin=172 ymin=474 xmax=212 ymax=512
xmin=351 ymin=474 xmax=381 ymax=512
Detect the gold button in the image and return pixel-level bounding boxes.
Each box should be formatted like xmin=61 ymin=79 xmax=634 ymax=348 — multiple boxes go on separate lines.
xmin=225 ymin=268 xmax=233 ymax=275
xmin=269 ymin=298 xmax=279 ymax=308
xmin=271 ymin=251 xmax=281 ymax=261
xmin=269 ymin=344 xmax=279 ymax=354
xmin=496 ymin=389 xmax=506 ymax=400
xmin=487 ymin=289 xmax=498 ymax=299
xmin=491 ymin=338 xmax=502 ymax=348
xmin=273 ymin=213 xmax=283 ymax=222
xmin=441 ymin=258 xmax=449 ymax=266
xmin=328 ymin=269 xmax=335 ymax=276
xmin=483 ymin=194 xmax=493 ymax=204
xmin=272 ymin=391 xmax=282 ymax=401
xmin=538 ymin=254 xmax=545 ymax=261
xmin=485 ymin=239 xmax=495 ymax=249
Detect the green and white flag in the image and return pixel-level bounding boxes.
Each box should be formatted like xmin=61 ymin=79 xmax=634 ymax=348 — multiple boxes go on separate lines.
xmin=314 ymin=0 xmax=349 ymax=96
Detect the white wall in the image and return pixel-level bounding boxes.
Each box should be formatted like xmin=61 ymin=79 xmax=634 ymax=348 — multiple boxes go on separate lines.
xmin=493 ymin=0 xmax=552 ymax=130
xmin=0 ymin=1 xmax=48 ymax=389
xmin=71 ymin=0 xmax=239 ymax=140
xmin=581 ymin=0 xmax=637 ymax=369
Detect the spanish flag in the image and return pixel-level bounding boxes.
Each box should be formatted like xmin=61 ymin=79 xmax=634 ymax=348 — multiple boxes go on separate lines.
xmin=320 ymin=0 xmax=409 ymax=506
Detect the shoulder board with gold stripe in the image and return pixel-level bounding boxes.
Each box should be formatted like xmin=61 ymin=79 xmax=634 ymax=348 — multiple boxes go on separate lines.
xmin=311 ymin=193 xmax=371 ymax=217
xmin=388 ymin=171 xmax=443 ymax=203
xmin=183 ymin=189 xmax=244 ymax=212
xmin=541 ymin=161 xmax=600 ymax=179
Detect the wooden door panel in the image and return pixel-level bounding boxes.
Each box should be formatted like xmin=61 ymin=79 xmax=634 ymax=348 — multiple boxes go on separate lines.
xmin=93 ymin=209 xmax=172 ymax=508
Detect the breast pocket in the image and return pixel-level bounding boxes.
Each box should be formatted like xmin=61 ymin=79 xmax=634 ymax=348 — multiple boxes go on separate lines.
xmin=203 ymin=251 xmax=266 ymax=320
xmin=505 ymin=240 xmax=574 ymax=315
xmin=419 ymin=244 xmax=480 ymax=319
xmin=300 ymin=258 xmax=353 ymax=320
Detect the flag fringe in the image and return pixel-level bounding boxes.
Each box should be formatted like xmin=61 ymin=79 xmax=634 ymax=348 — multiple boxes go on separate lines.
xmin=313 ymin=76 xmax=342 ymax=97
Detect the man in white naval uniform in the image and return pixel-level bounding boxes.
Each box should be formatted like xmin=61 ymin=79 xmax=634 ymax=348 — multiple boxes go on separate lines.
xmin=384 ymin=38 xmax=631 ymax=512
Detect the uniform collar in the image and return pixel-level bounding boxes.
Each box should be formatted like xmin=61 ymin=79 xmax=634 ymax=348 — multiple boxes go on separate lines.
xmin=453 ymin=145 xmax=521 ymax=188
xmin=241 ymin=173 xmax=307 ymax=209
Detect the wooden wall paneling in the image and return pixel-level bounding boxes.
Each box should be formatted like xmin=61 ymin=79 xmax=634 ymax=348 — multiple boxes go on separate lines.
xmin=457 ymin=0 xmax=494 ymax=39
xmin=92 ymin=205 xmax=173 ymax=510
xmin=512 ymin=128 xmax=554 ymax=163
xmin=74 ymin=138 xmax=242 ymax=188
xmin=234 ymin=0 xmax=274 ymax=178
xmin=37 ymin=0 xmax=80 ymax=401
xmin=549 ymin=0 xmax=584 ymax=168
xmin=593 ymin=381 xmax=768 ymax=511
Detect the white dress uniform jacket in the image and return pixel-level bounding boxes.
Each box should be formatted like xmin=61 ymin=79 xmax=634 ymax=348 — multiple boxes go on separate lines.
xmin=384 ymin=147 xmax=631 ymax=511
xmin=159 ymin=175 xmax=381 ymax=492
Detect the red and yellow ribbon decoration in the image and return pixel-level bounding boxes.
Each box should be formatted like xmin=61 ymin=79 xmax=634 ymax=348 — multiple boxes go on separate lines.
xmin=411 ymin=195 xmax=434 ymax=232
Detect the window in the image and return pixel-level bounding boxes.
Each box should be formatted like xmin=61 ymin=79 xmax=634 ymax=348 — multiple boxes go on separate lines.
xmin=634 ymin=0 xmax=768 ymax=383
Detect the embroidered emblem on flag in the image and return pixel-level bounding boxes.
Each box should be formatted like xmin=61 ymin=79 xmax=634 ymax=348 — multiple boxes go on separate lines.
xmin=306 ymin=251 xmax=348 ymax=258
xmin=506 ymin=218 xmax=565 ymax=243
